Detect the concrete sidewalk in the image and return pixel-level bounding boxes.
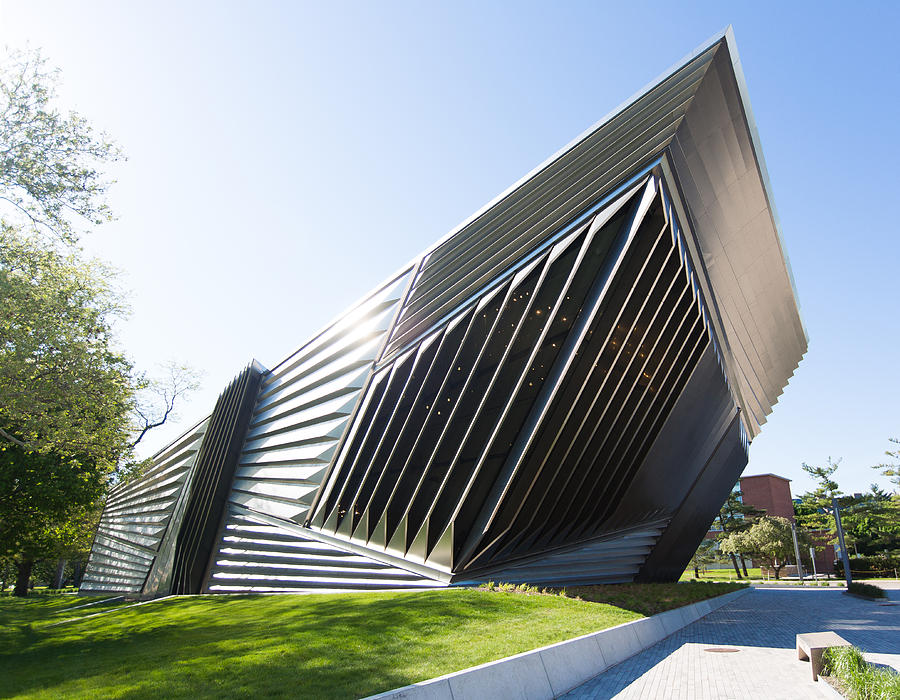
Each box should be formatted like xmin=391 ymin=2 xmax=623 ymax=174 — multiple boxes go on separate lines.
xmin=562 ymin=585 xmax=900 ymax=700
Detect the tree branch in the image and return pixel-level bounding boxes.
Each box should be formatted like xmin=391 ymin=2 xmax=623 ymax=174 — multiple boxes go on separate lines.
xmin=0 ymin=426 xmax=27 ymax=448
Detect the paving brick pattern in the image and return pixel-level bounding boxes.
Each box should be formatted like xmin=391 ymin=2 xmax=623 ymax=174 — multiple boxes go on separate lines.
xmin=562 ymin=586 xmax=900 ymax=700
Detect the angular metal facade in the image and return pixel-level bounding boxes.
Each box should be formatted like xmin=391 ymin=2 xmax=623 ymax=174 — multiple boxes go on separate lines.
xmin=82 ymin=29 xmax=806 ymax=595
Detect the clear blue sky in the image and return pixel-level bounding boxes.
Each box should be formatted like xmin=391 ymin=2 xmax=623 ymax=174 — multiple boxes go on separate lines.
xmin=1 ymin=1 xmax=898 ymax=497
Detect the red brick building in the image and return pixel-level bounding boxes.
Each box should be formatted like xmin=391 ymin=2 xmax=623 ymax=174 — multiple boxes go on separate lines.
xmin=739 ymin=474 xmax=795 ymax=521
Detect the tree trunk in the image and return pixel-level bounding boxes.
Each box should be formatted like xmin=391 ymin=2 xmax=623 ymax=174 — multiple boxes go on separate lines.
xmin=74 ymin=561 xmax=84 ymax=588
xmin=694 ymin=566 xmax=700 ymax=578
xmin=53 ymin=559 xmax=67 ymax=589
xmin=729 ymin=552 xmax=743 ymax=579
xmin=740 ymin=555 xmax=749 ymax=577
xmin=14 ymin=559 xmax=33 ymax=597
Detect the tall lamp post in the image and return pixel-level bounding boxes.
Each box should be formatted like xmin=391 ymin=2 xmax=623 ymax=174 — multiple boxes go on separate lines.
xmin=832 ymin=497 xmax=853 ymax=588
xmin=791 ymin=522 xmax=805 ymax=585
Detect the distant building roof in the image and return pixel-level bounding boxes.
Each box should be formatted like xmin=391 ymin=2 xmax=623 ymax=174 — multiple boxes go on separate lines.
xmin=741 ymin=473 xmax=791 ymax=483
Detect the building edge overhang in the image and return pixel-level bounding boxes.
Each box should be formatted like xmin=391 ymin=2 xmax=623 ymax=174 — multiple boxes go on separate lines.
xmin=414 ymin=26 xmax=804 ymax=349
xmin=656 ymin=34 xmax=806 ymax=439
xmin=719 ymin=26 xmax=807 ymax=344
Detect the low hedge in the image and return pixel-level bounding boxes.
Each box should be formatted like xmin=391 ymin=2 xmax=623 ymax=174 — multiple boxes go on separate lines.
xmin=835 ymin=554 xmax=900 ymax=579
xmin=847 ymin=582 xmax=887 ymax=599
xmin=481 ymin=581 xmax=748 ymax=617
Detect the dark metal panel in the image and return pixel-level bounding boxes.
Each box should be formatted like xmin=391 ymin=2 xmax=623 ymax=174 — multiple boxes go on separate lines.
xmin=635 ymin=417 xmax=747 ymax=582
xmin=169 ymin=362 xmax=265 ymax=595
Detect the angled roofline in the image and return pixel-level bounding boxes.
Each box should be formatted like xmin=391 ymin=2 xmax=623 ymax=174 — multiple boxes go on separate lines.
xmin=420 ymin=28 xmax=728 ymax=258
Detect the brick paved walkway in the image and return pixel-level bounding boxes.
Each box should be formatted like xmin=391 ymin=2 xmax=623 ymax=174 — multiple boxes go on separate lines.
xmin=562 ymin=586 xmax=900 ymax=699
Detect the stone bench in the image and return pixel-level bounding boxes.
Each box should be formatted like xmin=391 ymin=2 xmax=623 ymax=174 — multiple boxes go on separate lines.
xmin=796 ymin=631 xmax=852 ymax=681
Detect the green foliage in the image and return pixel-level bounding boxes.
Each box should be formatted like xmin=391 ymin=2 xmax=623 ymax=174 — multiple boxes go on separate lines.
xmin=840 ymin=489 xmax=900 ymax=556
xmin=717 ymin=489 xmax=764 ymax=534
xmin=720 ymin=516 xmax=807 ymax=579
xmin=0 ymin=445 xmax=104 ymax=576
xmin=795 ymin=458 xmax=842 ymax=533
xmin=836 ymin=554 xmax=900 ymax=580
xmin=478 ymin=581 xmax=543 ymax=594
xmin=873 ymin=437 xmax=900 ymax=488
xmin=823 ymin=645 xmax=900 ymax=699
xmin=793 ymin=460 xmax=899 ymax=556
xmin=714 ymin=489 xmax=764 ymax=577
xmin=0 ymin=228 xmax=132 ymax=584
xmin=0 ymin=48 xmax=122 ymax=244
xmin=0 ymin=49 xmax=136 ymax=594
xmin=0 ymin=226 xmax=133 ymax=463
xmin=0 ymin=557 xmax=15 ymax=591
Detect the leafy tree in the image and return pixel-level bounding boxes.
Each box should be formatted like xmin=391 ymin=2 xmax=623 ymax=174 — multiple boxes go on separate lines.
xmin=795 ymin=458 xmax=899 ymax=558
xmin=0 ymin=223 xmax=138 ymax=596
xmin=0 ymin=49 xmax=132 ymax=596
xmin=0 ymin=226 xmax=134 ymax=461
xmin=720 ymin=516 xmax=808 ymax=580
xmin=873 ymin=438 xmax=900 ymax=489
xmin=795 ymin=457 xmax=843 ymax=533
xmin=0 ymin=48 xmax=121 ymax=244
xmin=803 ymin=457 xmax=841 ymax=498
xmin=0 ymin=444 xmax=107 ymax=595
xmin=839 ymin=486 xmax=900 ymax=556
xmin=0 ymin=50 xmax=200 ymax=596
xmin=715 ymin=488 xmax=764 ymax=578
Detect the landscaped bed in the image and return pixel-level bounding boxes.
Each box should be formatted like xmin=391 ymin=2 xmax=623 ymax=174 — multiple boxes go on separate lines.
xmin=0 ymin=583 xmax=744 ymax=699
xmin=846 ymin=581 xmax=888 ymax=600
xmin=482 ymin=580 xmax=747 ymax=616
xmin=822 ymin=645 xmax=900 ymax=699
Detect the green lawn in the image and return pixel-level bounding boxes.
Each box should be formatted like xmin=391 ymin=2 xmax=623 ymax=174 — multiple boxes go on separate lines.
xmin=0 ymin=584 xmax=742 ymax=699
xmin=680 ymin=567 xmax=763 ymax=582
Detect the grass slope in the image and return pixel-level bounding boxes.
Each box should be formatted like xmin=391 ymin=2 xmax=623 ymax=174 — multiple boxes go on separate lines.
xmin=1 ymin=589 xmax=640 ymax=699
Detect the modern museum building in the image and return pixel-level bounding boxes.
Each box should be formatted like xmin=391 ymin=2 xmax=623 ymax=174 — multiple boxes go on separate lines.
xmin=81 ymin=29 xmax=806 ymax=596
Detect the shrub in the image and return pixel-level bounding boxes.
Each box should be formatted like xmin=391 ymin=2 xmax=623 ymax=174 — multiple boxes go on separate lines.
xmin=847 ymin=582 xmax=887 ymax=599
xmin=823 ymin=645 xmax=900 ymax=699
xmin=475 ymin=581 xmax=747 ymax=615
xmin=835 ymin=554 xmax=900 ymax=579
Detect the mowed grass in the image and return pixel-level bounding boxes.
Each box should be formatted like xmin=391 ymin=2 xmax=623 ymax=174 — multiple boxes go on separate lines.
xmin=679 ymin=567 xmax=763 ymax=582
xmin=1 ymin=588 xmax=642 ymax=699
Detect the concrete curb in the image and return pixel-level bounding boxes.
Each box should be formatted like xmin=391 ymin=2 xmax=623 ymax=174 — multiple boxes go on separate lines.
xmin=365 ymin=587 xmax=751 ymax=700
